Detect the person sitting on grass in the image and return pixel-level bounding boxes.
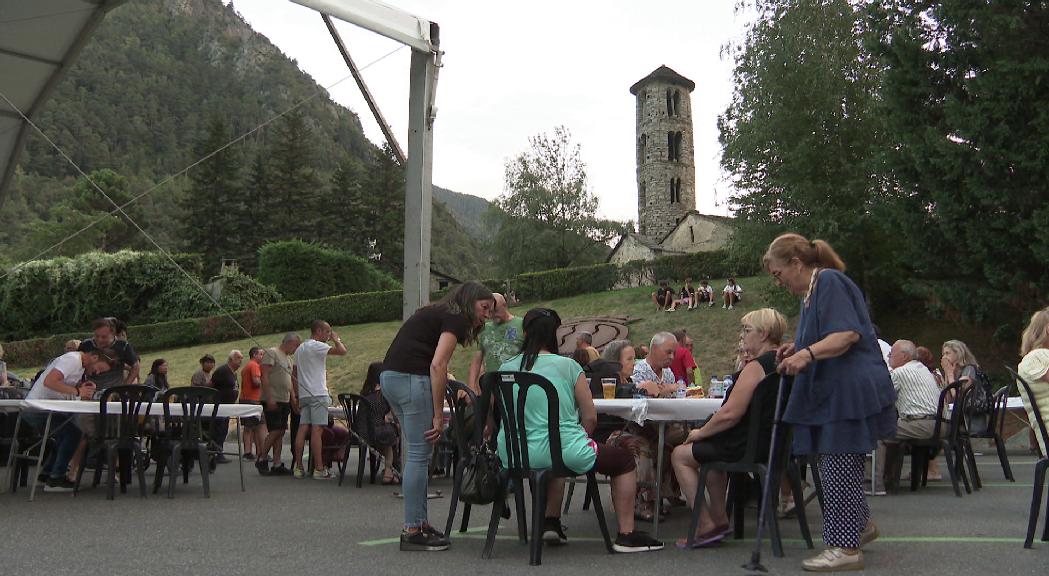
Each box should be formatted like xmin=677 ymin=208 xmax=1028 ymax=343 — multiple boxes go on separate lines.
xmin=652 ymin=280 xmax=675 ymax=312
xmin=680 ymin=278 xmax=697 ymax=310
xmin=671 ymin=308 xmax=785 ymax=548
xmin=722 ymin=278 xmax=743 ymax=309
xmin=497 ymin=308 xmax=664 ymax=553
xmin=696 ymin=280 xmax=715 ymax=308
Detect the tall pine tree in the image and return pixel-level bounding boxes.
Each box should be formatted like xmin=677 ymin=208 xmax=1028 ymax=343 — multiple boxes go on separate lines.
xmin=268 ymin=110 xmax=322 ymax=240
xmin=181 ymin=117 xmax=242 ymax=274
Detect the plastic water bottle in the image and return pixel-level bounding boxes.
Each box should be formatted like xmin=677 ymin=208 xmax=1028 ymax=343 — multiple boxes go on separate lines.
xmin=723 ymin=375 xmax=735 ymax=395
xmin=676 ymin=379 xmax=686 ymax=398
xmin=710 ymin=376 xmax=721 ymax=398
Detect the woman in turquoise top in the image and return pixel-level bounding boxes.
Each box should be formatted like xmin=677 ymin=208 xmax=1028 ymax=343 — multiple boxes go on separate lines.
xmin=496 ymin=308 xmax=663 ymax=553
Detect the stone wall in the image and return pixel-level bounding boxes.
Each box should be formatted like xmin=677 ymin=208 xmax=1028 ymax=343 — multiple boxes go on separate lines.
xmin=662 ymin=214 xmax=732 ymax=253
xmin=635 ymin=81 xmax=696 ymax=243
xmin=608 ymin=234 xmax=657 ymax=266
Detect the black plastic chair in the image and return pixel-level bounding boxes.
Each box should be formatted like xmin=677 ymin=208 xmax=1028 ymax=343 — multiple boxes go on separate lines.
xmin=75 ymin=384 xmax=157 ymax=500
xmin=444 ymin=380 xmax=480 ymax=535
xmin=481 ymin=371 xmax=614 ymax=566
xmin=685 ymin=373 xmax=813 ymax=556
xmin=151 ymin=386 xmax=219 ymax=498
xmin=1005 ymin=367 xmax=1049 ymax=548
xmin=337 ymin=393 xmax=380 ymax=487
xmin=890 ymin=381 xmax=971 ymax=496
xmin=0 ymin=386 xmax=42 ymax=491
xmin=963 ymin=384 xmax=1015 ymax=485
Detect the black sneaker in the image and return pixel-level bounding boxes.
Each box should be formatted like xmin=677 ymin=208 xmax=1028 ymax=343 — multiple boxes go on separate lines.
xmin=214 ymin=454 xmax=231 ymax=464
xmin=270 ymin=464 xmax=291 ymax=476
xmin=400 ymin=529 xmax=450 ymax=551
xmin=613 ymin=531 xmax=664 ymax=553
xmin=542 ymin=517 xmax=568 ymax=545
xmin=43 ymin=478 xmax=76 ymax=493
xmin=255 ymin=459 xmax=271 ymax=476
xmin=243 ymin=452 xmax=256 ymax=461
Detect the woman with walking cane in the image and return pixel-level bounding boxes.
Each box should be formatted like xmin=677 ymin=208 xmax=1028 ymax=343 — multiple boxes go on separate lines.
xmin=764 ymin=233 xmax=896 ymax=572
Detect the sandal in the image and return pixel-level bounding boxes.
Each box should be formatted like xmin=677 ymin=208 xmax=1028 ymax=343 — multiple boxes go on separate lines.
xmin=634 ymin=502 xmax=655 ymax=522
xmin=675 ymin=524 xmax=729 ymax=549
xmin=382 ymin=471 xmax=401 ymax=485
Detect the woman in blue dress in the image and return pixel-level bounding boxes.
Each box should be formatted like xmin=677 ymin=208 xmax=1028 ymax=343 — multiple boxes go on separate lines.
xmin=764 ymin=233 xmax=896 ymax=572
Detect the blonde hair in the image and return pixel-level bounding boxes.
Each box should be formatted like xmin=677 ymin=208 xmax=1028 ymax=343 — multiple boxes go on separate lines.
xmin=741 ymin=308 xmax=787 ymax=345
xmin=1021 ymin=306 xmax=1049 ymax=356
xmin=943 ymin=339 xmax=978 ymax=368
xmin=0 ymin=343 xmax=4 ymax=359
xmin=763 ymin=233 xmax=846 ymax=272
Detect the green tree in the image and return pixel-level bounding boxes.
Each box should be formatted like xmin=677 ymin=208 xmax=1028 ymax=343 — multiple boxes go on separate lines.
xmin=180 ymin=118 xmax=242 ymax=274
xmin=718 ymin=0 xmax=903 ymax=307
xmin=362 ymin=145 xmax=406 ymax=276
xmin=268 ymin=110 xmax=322 ymax=240
xmin=491 ymin=126 xmax=623 ymax=275
xmin=867 ymin=0 xmax=1049 ymax=335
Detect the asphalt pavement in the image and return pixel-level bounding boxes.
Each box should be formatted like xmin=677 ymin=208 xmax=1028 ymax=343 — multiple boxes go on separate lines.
xmin=1 ymin=449 xmax=1046 ymax=576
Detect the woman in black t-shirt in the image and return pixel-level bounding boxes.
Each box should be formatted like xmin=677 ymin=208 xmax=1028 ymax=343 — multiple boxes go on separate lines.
xmin=380 ymin=282 xmax=494 ymax=551
xmin=670 ymin=308 xmax=786 ymax=548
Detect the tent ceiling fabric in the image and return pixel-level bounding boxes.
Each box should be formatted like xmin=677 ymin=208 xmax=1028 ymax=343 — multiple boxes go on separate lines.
xmin=0 ymin=0 xmax=126 ymax=206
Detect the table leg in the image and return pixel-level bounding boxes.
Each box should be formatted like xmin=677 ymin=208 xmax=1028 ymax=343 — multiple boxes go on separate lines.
xmin=653 ymin=421 xmax=666 ymax=538
xmin=29 ymin=413 xmax=53 ymax=502
xmin=236 ymin=418 xmax=245 ymax=492
xmin=4 ymin=411 xmax=24 ymax=494
xmin=866 ymin=449 xmax=878 ymax=496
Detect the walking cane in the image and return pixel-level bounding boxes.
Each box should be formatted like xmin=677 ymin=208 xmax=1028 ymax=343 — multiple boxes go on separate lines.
xmin=743 ymin=373 xmax=790 ymax=573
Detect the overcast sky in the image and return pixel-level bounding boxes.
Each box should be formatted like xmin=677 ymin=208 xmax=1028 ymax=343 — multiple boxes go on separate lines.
xmin=225 ymin=0 xmax=750 ymax=223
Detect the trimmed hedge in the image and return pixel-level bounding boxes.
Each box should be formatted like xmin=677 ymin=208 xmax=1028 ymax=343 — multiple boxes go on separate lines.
xmin=257 ymin=240 xmax=398 ymax=301
xmin=3 ymin=290 xmax=403 ymax=369
xmin=514 ymin=263 xmax=620 ymax=301
xmin=0 ymin=250 xmax=203 ymax=339
xmin=647 ymin=249 xmax=758 ymax=283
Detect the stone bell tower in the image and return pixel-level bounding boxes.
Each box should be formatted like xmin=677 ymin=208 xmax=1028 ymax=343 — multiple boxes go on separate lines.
xmin=629 ymin=65 xmax=696 ymax=243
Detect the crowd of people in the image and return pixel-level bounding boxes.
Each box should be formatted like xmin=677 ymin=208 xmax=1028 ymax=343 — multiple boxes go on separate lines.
xmin=5 ymin=232 xmax=1049 ymax=573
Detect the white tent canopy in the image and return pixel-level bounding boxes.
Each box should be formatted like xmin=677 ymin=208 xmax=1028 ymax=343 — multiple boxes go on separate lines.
xmin=0 ymin=0 xmax=439 ymax=318
xmin=0 ymin=0 xmax=126 ymax=207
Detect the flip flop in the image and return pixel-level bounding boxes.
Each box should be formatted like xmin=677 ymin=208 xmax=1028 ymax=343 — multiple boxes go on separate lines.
xmin=676 ymin=528 xmax=726 ymax=550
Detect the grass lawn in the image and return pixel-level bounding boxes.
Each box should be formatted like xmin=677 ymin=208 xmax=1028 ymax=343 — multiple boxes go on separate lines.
xmin=10 ymin=275 xmax=787 ymax=395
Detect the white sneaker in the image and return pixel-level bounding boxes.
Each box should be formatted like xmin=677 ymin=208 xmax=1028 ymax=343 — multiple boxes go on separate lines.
xmin=709 ymin=302 xmax=714 ymax=308
xmin=728 ymin=305 xmax=734 ymax=309
xmin=312 ymin=468 xmax=334 ymax=480
xmin=722 ymin=304 xmax=727 ymax=309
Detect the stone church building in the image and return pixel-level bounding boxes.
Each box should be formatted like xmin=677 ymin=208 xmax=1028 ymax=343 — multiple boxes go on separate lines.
xmin=608 ymin=65 xmax=733 ymax=267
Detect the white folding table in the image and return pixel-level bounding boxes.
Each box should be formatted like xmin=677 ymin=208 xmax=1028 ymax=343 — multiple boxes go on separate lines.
xmin=1 ymin=399 xmax=262 ymax=500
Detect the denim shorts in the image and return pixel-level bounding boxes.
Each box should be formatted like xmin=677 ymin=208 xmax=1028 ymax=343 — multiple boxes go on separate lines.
xmin=299 ymin=395 xmax=331 ymax=426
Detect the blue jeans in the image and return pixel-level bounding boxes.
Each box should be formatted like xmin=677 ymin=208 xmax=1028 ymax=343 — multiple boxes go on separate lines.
xmin=381 ymin=370 xmax=433 ymax=529
xmin=25 ymin=412 xmax=82 ymax=480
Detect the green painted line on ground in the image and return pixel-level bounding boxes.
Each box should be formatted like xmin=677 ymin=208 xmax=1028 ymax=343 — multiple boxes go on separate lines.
xmin=923 ymin=482 xmax=1033 ymax=488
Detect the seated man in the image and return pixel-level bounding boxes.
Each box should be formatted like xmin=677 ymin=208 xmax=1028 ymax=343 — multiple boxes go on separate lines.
xmin=877 ymin=339 xmax=944 ymax=492
xmin=651 ymin=280 xmax=675 ymax=312
xmin=25 ymin=347 xmax=117 ymax=492
xmin=696 ymin=280 xmax=715 ymax=308
xmin=722 ymin=278 xmax=743 ymax=309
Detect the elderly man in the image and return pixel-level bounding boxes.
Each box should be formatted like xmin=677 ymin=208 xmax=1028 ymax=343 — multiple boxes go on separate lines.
xmin=576 ymin=331 xmax=601 ymax=364
xmin=632 ymin=332 xmax=679 ymax=397
xmin=468 ymin=293 xmax=524 ymax=395
xmin=208 ymin=350 xmax=244 ymax=464
xmin=877 ymin=339 xmax=941 ymax=492
xmin=257 ymin=333 xmax=302 ymax=475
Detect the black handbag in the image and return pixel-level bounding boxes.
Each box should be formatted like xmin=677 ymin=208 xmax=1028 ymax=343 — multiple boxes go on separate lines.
xmin=459 ymin=442 xmax=501 ymax=505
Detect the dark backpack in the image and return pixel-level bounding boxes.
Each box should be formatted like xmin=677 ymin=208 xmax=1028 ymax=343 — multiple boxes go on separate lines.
xmin=964 ymin=366 xmax=995 ymax=417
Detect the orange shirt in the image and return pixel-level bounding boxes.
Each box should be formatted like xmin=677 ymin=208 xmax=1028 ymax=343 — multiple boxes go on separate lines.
xmin=240 ymin=359 xmax=262 ymax=401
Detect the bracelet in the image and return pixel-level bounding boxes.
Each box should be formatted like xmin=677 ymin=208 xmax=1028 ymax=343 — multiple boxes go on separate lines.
xmin=805 ymin=347 xmax=816 ymax=362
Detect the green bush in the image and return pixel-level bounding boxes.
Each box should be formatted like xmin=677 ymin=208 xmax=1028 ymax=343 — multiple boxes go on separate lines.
xmin=513 ymin=263 xmax=620 ymax=301
xmin=139 ymin=268 xmax=281 ymax=323
xmin=2 ymin=289 xmax=404 ymax=369
xmin=0 ymin=251 xmax=203 ymax=339
xmin=647 ymin=250 xmax=759 ymax=284
xmin=257 ymin=240 xmax=398 ymax=301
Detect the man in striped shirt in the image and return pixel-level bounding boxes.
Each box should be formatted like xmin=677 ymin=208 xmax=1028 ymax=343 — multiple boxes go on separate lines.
xmin=878 ymin=339 xmax=943 ymax=491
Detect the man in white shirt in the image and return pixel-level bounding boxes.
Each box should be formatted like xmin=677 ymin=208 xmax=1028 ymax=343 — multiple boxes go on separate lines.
xmin=632 ymin=332 xmax=678 ymax=397
xmin=877 ymin=339 xmax=942 ymax=491
xmin=25 ymin=348 xmax=116 ymax=492
xmin=291 ymin=320 xmax=347 ymax=479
